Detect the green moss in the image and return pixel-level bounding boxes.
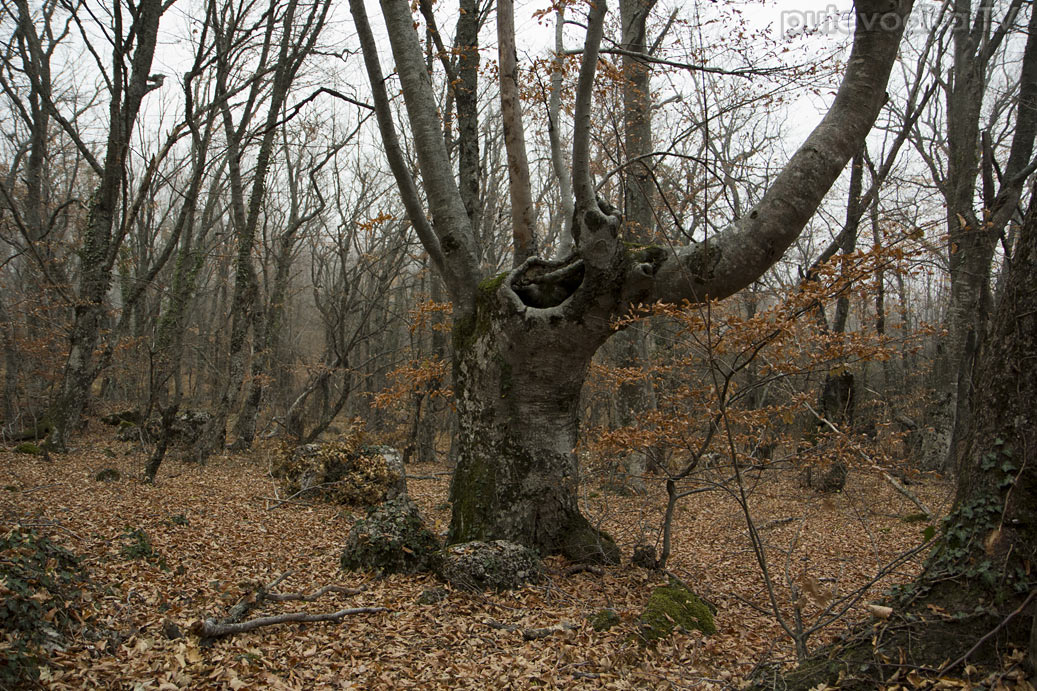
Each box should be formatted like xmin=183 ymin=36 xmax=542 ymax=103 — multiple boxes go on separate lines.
xmin=14 ymin=442 xmax=40 ymax=455
xmin=453 ymin=272 xmax=509 ymax=353
xmin=589 ymin=608 xmax=621 ymax=631
xmin=448 ymin=448 xmax=497 ymax=544
xmin=120 ymin=528 xmax=157 ymax=561
xmin=637 ymin=582 xmax=716 ymax=644
xmin=478 ymin=272 xmax=508 ymax=296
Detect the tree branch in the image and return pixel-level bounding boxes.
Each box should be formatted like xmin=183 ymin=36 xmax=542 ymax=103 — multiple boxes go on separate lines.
xmin=648 ymin=0 xmax=914 ymax=305
xmin=190 ymin=607 xmax=387 ymax=638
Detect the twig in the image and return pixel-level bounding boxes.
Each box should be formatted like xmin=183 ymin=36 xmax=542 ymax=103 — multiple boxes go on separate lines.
xmin=191 ymin=607 xmax=387 ymax=638
xmin=14 ymin=519 xmax=84 ymax=541
xmin=405 ymin=472 xmax=452 ymax=480
xmin=562 ymin=564 xmax=604 ymax=577
xmin=20 ymin=483 xmax=62 ymax=494
xmin=258 ymin=495 xmax=315 ymax=509
xmin=757 ymin=517 xmax=798 ymax=531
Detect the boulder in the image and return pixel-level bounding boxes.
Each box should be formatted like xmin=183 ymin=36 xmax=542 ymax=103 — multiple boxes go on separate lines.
xmin=438 ymin=540 xmax=542 ymax=592
xmin=631 ymin=544 xmax=659 ymax=570
xmin=637 ymin=581 xmax=716 ymax=644
xmin=114 ymin=410 xmax=213 ymax=446
xmin=272 ymin=441 xmax=406 ymax=505
xmin=341 ymin=498 xmax=440 ymax=575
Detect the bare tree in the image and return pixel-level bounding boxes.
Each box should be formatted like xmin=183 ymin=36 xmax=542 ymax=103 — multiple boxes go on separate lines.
xmin=349 ymin=0 xmax=914 ymax=561
xmin=32 ymin=0 xmax=168 ymax=450
xmin=191 ymin=0 xmax=331 ymax=461
xmin=911 ymin=0 xmax=1037 ymax=469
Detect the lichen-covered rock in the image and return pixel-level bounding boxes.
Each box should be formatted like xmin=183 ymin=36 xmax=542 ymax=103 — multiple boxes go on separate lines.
xmin=114 ymin=410 xmax=213 ymax=446
xmin=438 ymin=540 xmax=542 ymax=591
xmin=94 ymin=468 xmax=121 ymax=482
xmin=272 ymin=439 xmax=406 ymax=506
xmin=637 ymin=581 xmax=716 ymax=644
xmin=101 ymin=410 xmax=145 ymax=426
xmin=341 ymin=498 xmax=440 ymax=575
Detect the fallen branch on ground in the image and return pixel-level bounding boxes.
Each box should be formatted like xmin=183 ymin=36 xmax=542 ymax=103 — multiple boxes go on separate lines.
xmin=485 ymin=618 xmax=574 ymax=640
xmin=265 ymin=584 xmax=366 ymax=602
xmin=190 ymin=607 xmax=387 ymax=638
xmin=191 ymin=572 xmax=380 ymax=639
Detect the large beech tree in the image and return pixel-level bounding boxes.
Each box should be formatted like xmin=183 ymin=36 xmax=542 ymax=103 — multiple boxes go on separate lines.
xmin=350 ymin=0 xmax=914 ymax=561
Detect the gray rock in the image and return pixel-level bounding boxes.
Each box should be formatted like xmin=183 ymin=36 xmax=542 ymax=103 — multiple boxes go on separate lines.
xmin=438 ymin=540 xmax=542 ymax=592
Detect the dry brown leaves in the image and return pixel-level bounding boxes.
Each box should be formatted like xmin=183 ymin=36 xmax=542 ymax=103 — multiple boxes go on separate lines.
xmin=1 ymin=424 xmax=958 ymax=690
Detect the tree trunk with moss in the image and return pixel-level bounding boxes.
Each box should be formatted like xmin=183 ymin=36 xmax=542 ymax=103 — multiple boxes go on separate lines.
xmin=762 ymin=186 xmax=1037 ymax=691
xmin=911 ymin=190 xmax=1037 ymax=661
xmin=353 ymin=0 xmax=911 ymax=560
xmin=448 ymin=273 xmax=624 ymax=562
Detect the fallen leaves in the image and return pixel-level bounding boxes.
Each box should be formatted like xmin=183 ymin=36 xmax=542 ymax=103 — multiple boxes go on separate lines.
xmin=0 ymin=426 xmax=963 ymax=689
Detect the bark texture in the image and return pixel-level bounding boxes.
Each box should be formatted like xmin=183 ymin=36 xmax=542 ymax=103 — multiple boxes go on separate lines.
xmin=448 ymin=273 xmax=623 ymax=563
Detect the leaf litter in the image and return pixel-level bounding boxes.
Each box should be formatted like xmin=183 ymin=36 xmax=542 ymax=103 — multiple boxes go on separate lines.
xmin=1 ymin=426 xmax=955 ymax=689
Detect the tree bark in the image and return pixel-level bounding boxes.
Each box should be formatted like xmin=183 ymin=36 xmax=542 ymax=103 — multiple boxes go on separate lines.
xmin=922 ymin=0 xmax=1036 ymax=471
xmin=45 ymin=0 xmax=165 ymax=450
xmin=448 ymin=275 xmax=621 ymax=562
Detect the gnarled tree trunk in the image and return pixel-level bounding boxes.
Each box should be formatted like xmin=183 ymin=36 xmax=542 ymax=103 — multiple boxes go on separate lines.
xmin=448 ymin=275 xmax=622 ymax=562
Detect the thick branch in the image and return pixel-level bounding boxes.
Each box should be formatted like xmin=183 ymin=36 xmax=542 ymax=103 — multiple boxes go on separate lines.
xmin=376 ymin=0 xmax=482 ymax=309
xmin=648 ymin=1 xmax=914 ymax=304
xmin=498 ymin=0 xmax=536 ymax=266
xmin=347 ymin=0 xmax=451 ymax=298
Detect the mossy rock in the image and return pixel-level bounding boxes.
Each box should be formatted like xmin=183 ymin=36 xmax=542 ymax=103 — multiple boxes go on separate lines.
xmin=94 ymin=468 xmax=121 ymax=482
xmin=114 ymin=409 xmax=213 ymax=445
xmin=588 ymin=608 xmax=621 ymax=632
xmin=637 ymin=582 xmax=716 ymax=644
xmin=341 ymin=498 xmax=440 ymax=575
xmin=13 ymin=442 xmax=41 ymax=455
xmin=804 ymin=462 xmax=848 ymax=493
xmin=631 ymin=544 xmax=659 ymax=570
xmin=438 ymin=540 xmax=542 ymax=591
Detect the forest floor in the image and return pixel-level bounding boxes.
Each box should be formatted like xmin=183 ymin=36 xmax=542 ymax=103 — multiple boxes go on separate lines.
xmin=2 ymin=422 xmax=960 ymax=690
